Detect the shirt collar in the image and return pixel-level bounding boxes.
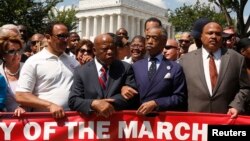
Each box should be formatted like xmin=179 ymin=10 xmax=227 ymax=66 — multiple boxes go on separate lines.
xmin=42 ymin=48 xmax=67 ymax=59
xmin=148 ymin=53 xmax=163 ymax=62
xmin=202 ymin=47 xmax=221 ymax=60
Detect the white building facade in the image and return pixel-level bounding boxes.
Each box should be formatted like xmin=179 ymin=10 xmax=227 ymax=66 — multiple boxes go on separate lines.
xmin=76 ymin=0 xmax=174 ymax=41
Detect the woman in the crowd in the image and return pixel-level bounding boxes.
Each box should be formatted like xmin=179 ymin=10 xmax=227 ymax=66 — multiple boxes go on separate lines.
xmin=75 ymin=39 xmax=94 ymax=65
xmin=123 ymin=35 xmax=146 ymax=64
xmin=0 ymin=36 xmax=25 ymax=114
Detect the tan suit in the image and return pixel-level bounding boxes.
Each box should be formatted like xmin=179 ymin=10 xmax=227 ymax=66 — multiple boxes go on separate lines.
xmin=180 ymin=47 xmax=250 ymax=114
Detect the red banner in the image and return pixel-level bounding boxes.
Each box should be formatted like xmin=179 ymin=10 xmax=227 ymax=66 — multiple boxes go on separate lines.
xmin=0 ymin=111 xmax=250 ymax=141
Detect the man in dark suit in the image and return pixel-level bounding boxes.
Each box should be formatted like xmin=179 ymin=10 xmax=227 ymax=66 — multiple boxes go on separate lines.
xmin=180 ymin=21 xmax=250 ymax=118
xmin=68 ymin=33 xmax=137 ymax=118
xmin=131 ymin=27 xmax=187 ymax=115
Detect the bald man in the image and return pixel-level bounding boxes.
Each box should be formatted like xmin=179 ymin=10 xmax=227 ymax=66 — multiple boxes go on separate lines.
xmin=163 ymin=39 xmax=180 ymax=61
xmin=69 ymin=33 xmax=138 ymax=118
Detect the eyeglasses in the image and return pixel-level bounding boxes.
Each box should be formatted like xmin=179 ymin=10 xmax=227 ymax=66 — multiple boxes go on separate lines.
xmin=130 ymin=44 xmax=144 ymax=49
xmin=224 ymin=34 xmax=236 ymax=40
xmin=179 ymin=40 xmax=190 ymax=43
xmin=31 ymin=40 xmax=41 ymax=46
xmin=4 ymin=49 xmax=22 ymax=55
xmin=165 ymin=45 xmax=178 ymax=50
xmin=52 ymin=34 xmax=69 ymax=40
xmin=79 ymin=48 xmax=92 ymax=54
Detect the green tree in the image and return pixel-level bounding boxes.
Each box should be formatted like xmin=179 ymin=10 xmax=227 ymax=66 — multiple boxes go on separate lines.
xmin=208 ymin=0 xmax=249 ymax=37
xmin=0 ymin=0 xmax=62 ymax=36
xmin=48 ymin=6 xmax=78 ymax=32
xmin=168 ymin=0 xmax=227 ymax=32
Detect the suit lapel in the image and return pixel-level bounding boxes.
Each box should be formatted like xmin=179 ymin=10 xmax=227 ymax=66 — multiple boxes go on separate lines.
xmin=89 ymin=61 xmax=104 ymax=98
xmin=139 ymin=59 xmax=151 ymax=98
xmin=147 ymin=58 xmax=170 ymax=91
xmin=196 ymin=49 xmax=210 ymax=95
xmin=213 ymin=48 xmax=230 ymax=95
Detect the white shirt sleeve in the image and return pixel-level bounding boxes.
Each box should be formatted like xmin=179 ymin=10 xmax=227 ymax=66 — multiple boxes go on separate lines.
xmin=16 ymin=60 xmax=36 ymax=93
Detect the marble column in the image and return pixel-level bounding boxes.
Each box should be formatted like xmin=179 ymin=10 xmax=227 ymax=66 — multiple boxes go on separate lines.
xmin=101 ymin=15 xmax=106 ymax=33
xmin=93 ymin=16 xmax=97 ymax=37
xmin=109 ymin=14 xmax=114 ymax=33
xmin=86 ymin=17 xmax=90 ymax=39
xmin=125 ymin=14 xmax=129 ymax=30
xmin=117 ymin=14 xmax=122 ymax=29
xmin=78 ymin=18 xmax=83 ymax=37
xmin=131 ymin=16 xmax=135 ymax=38
xmin=136 ymin=17 xmax=140 ymax=35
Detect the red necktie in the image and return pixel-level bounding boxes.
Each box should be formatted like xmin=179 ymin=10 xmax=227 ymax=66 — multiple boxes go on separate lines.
xmin=99 ymin=66 xmax=107 ymax=90
xmin=209 ymin=53 xmax=218 ymax=91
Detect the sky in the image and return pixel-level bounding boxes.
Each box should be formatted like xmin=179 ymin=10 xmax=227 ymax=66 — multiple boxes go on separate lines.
xmin=57 ymin=0 xmax=250 ymax=21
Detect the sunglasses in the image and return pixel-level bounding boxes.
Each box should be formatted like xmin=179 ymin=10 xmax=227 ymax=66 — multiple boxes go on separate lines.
xmin=179 ymin=40 xmax=190 ymax=43
xmin=4 ymin=49 xmax=22 ymax=55
xmin=224 ymin=34 xmax=235 ymax=40
xmin=52 ymin=34 xmax=69 ymax=40
xmin=79 ymin=48 xmax=92 ymax=54
xmin=165 ymin=45 xmax=178 ymax=49
xmin=31 ymin=40 xmax=41 ymax=46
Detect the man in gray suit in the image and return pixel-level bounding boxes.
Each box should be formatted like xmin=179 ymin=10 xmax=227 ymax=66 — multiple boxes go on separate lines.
xmin=180 ymin=21 xmax=250 ymax=118
xmin=68 ymin=33 xmax=137 ymax=118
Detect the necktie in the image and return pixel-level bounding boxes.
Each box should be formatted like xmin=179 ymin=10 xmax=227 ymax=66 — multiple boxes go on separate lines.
xmin=99 ymin=66 xmax=107 ymax=90
xmin=148 ymin=58 xmax=157 ymax=80
xmin=209 ymin=53 xmax=218 ymax=91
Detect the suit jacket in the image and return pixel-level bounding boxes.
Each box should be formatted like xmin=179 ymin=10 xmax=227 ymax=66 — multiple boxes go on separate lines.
xmin=180 ymin=48 xmax=250 ymax=113
xmin=68 ymin=60 xmax=137 ymax=115
xmin=132 ymin=57 xmax=187 ymax=111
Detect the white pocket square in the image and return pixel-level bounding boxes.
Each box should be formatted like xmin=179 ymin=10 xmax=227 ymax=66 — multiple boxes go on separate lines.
xmin=164 ymin=73 xmax=171 ymax=79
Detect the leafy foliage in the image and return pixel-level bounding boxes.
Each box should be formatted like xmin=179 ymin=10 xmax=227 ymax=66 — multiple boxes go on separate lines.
xmin=48 ymin=6 xmax=78 ymax=32
xmin=168 ymin=0 xmax=227 ymax=32
xmin=208 ymin=0 xmax=249 ymax=37
xmin=0 ymin=0 xmax=62 ymax=36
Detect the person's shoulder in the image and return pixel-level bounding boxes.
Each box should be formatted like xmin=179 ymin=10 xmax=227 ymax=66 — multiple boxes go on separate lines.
xmin=133 ymin=58 xmax=147 ymax=67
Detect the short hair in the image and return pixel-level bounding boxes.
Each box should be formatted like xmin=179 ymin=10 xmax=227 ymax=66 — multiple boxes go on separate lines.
xmin=131 ymin=35 xmax=145 ymax=44
xmin=0 ymin=36 xmax=23 ymax=60
xmin=144 ymin=17 xmax=162 ymax=30
xmin=69 ymin=32 xmax=80 ymax=37
xmin=146 ymin=27 xmax=168 ymax=39
xmin=106 ymin=33 xmax=121 ymax=47
xmin=45 ymin=21 xmax=68 ymax=35
xmin=0 ymin=24 xmax=20 ymax=37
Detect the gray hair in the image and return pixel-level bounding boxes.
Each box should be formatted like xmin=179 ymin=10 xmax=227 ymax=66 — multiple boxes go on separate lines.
xmin=0 ymin=24 xmax=20 ymax=37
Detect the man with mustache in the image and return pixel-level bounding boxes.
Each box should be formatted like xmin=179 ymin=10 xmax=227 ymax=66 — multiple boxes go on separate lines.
xmin=132 ymin=27 xmax=187 ymax=115
xmin=180 ymin=21 xmax=250 ymax=118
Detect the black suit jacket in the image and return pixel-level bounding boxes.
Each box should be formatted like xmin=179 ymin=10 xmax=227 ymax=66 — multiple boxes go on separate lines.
xmin=68 ymin=59 xmax=138 ymax=115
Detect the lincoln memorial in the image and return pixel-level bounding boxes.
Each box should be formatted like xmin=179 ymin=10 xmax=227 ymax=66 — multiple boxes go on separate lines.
xmin=76 ymin=0 xmax=174 ymax=41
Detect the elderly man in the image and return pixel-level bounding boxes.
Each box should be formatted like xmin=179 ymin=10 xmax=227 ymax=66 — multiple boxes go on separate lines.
xmin=180 ymin=21 xmax=250 ymax=118
xmin=133 ymin=27 xmax=187 ymax=115
xmin=163 ymin=39 xmax=180 ymax=61
xmin=15 ymin=22 xmax=79 ymax=118
xmin=69 ymin=33 xmax=137 ymax=118
xmin=179 ymin=32 xmax=192 ymax=55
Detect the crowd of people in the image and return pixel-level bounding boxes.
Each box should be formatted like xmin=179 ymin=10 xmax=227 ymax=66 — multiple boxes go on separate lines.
xmin=0 ymin=17 xmax=250 ymax=119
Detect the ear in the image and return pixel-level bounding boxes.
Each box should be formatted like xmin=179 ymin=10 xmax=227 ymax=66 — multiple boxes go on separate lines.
xmin=240 ymin=48 xmax=245 ymax=55
xmin=45 ymin=34 xmax=51 ymax=40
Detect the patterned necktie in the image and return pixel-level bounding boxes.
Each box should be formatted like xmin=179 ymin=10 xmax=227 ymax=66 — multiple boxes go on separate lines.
xmin=209 ymin=53 xmax=218 ymax=91
xmin=99 ymin=66 xmax=107 ymax=90
xmin=148 ymin=58 xmax=157 ymax=80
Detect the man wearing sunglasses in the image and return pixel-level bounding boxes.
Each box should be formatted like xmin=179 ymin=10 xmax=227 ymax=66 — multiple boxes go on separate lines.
xmin=15 ymin=22 xmax=79 ymax=118
xmin=163 ymin=39 xmax=180 ymax=61
xmin=222 ymin=26 xmax=237 ymax=50
xmin=179 ymin=32 xmax=192 ymax=56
